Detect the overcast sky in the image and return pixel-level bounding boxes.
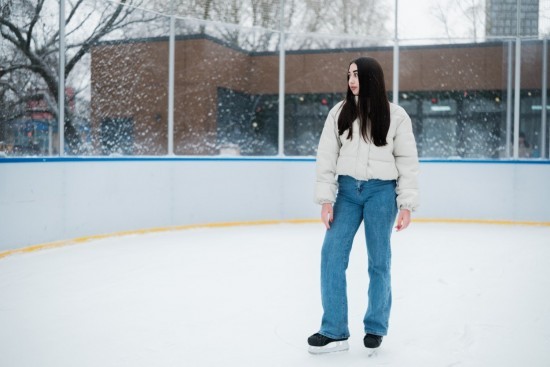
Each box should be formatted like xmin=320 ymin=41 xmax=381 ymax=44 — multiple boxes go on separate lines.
xmin=398 ymin=0 xmax=550 ymax=40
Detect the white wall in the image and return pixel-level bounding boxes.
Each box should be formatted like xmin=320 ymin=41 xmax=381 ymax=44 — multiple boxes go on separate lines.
xmin=417 ymin=161 xmax=550 ymax=222
xmin=1 ymin=158 xmax=549 ymax=251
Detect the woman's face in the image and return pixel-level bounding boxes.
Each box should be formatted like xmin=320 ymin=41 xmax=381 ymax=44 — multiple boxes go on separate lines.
xmin=348 ymin=63 xmax=359 ymax=95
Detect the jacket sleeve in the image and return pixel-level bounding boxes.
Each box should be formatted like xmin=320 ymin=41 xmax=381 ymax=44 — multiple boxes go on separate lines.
xmin=393 ymin=112 xmax=420 ymax=211
xmin=314 ymin=107 xmax=341 ymax=205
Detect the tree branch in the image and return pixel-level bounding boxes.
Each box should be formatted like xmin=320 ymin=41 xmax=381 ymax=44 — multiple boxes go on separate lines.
xmin=65 ymin=0 xmax=130 ymax=75
xmin=0 ymin=17 xmax=30 ymax=51
xmin=41 ymin=0 xmax=87 ymax=52
xmin=26 ymin=0 xmax=46 ymax=50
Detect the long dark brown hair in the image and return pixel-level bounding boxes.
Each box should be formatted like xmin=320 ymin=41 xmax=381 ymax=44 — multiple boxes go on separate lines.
xmin=337 ymin=57 xmax=390 ymax=147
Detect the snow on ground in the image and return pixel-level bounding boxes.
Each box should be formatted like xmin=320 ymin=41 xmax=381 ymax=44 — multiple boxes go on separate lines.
xmin=1 ymin=222 xmax=549 ymax=367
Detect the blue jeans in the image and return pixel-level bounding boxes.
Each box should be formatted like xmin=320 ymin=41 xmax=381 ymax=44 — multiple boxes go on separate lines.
xmin=319 ymin=175 xmax=398 ymax=339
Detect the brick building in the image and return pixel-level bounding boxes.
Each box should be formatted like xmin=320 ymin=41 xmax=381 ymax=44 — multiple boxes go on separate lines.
xmin=91 ymin=35 xmax=548 ymax=158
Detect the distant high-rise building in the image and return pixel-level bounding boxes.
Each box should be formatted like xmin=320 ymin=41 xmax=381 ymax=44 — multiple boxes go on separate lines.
xmin=486 ymin=0 xmax=539 ymax=37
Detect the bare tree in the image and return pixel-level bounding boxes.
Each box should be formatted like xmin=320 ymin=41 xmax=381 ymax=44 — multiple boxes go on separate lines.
xmin=157 ymin=0 xmax=389 ymax=50
xmin=0 ymin=0 xmax=158 ymax=154
xmin=541 ymin=1 xmax=550 ymax=36
xmin=457 ymin=0 xmax=484 ymax=40
xmin=289 ymin=0 xmax=391 ymax=49
xmin=431 ymin=0 xmax=486 ymax=41
xmin=432 ymin=1 xmax=454 ymax=40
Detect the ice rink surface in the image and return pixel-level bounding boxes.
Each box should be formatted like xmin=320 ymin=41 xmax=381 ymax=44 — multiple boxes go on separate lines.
xmin=1 ymin=221 xmax=549 ymax=367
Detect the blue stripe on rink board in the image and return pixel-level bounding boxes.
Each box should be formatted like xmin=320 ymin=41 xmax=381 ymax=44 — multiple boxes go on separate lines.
xmin=0 ymin=156 xmax=315 ymax=163
xmin=1 ymin=156 xmax=550 ymax=164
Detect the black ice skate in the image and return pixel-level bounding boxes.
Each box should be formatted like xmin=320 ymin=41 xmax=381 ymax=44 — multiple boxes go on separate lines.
xmin=363 ymin=333 xmax=383 ymax=349
xmin=307 ymin=333 xmax=349 ymax=354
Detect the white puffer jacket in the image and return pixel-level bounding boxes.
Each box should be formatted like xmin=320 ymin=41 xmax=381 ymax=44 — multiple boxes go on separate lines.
xmin=314 ymin=101 xmax=420 ymax=211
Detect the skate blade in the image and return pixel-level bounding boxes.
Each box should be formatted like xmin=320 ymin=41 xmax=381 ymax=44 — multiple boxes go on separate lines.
xmin=308 ymin=340 xmax=349 ymax=354
xmin=365 ymin=347 xmax=378 ymax=357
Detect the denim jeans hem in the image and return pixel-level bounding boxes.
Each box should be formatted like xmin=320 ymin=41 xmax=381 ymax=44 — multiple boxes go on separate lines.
xmin=319 ymin=331 xmax=350 ymax=340
xmin=364 ymin=329 xmax=387 ymax=337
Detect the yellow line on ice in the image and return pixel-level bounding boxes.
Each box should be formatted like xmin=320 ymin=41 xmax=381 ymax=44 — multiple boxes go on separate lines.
xmin=1 ymin=218 xmax=548 ymax=260
xmin=413 ymin=218 xmax=550 ymax=227
xmin=0 ymin=219 xmax=317 ymax=260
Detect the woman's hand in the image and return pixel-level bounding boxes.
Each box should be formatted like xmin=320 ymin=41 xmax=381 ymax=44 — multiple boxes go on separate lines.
xmin=321 ymin=203 xmax=333 ymax=229
xmin=395 ymin=209 xmax=411 ymax=231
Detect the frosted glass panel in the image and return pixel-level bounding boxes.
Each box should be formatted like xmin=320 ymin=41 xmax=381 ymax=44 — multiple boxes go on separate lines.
xmin=0 ymin=0 xmax=59 ymax=156
xmin=86 ymin=1 xmax=169 ymax=155
xmin=0 ymin=0 xmax=547 ymax=160
xmin=173 ymin=22 xmax=279 ymax=155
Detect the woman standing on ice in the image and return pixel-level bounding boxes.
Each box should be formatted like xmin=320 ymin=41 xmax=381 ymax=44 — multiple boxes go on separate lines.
xmin=308 ymin=57 xmax=419 ymax=354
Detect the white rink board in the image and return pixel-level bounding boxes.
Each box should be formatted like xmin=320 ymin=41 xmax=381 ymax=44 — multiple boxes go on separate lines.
xmin=0 ymin=158 xmax=549 ymax=250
